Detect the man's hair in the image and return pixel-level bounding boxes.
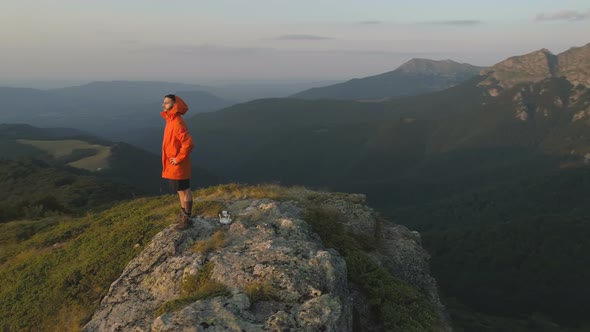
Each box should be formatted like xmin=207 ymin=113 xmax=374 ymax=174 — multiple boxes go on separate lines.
xmin=164 ymin=94 xmax=176 ymax=102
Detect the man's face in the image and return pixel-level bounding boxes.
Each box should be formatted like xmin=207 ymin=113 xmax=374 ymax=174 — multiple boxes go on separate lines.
xmin=162 ymin=97 xmax=175 ymax=111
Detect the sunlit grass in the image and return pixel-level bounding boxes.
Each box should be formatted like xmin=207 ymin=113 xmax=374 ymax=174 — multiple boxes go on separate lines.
xmin=0 ymin=195 xmax=178 ymax=331
xmin=16 ymin=139 xmax=111 ymax=171
xmin=192 ymin=230 xmax=226 ymax=255
xmin=155 ymin=261 xmax=230 ymax=316
xmin=244 ymin=281 xmax=279 ymax=303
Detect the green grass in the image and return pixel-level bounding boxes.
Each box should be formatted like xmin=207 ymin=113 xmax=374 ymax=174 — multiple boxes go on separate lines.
xmin=244 ymin=281 xmax=279 ymax=303
xmin=0 ymin=195 xmax=179 ymax=331
xmin=155 ymin=261 xmax=230 ymax=316
xmin=194 ymin=183 xmax=302 ymax=201
xmin=192 ymin=200 xmax=226 ymax=218
xmin=192 ymin=230 xmax=226 ymax=255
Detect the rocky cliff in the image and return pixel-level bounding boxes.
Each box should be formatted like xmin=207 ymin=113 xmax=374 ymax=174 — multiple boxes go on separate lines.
xmin=82 ymin=188 xmax=451 ymax=331
xmin=558 ymin=43 xmax=590 ymax=88
xmin=480 ymin=43 xmax=590 ymax=90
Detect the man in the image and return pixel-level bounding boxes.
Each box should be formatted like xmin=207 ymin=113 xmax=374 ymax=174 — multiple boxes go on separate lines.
xmin=161 ymin=94 xmax=195 ymax=230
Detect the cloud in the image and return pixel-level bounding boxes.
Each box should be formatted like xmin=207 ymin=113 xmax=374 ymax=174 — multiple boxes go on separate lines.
xmin=274 ymin=34 xmax=334 ymax=40
xmin=535 ymin=10 xmax=590 ymax=21
xmin=120 ymin=40 xmax=140 ymax=45
xmin=134 ymin=43 xmax=274 ymax=56
xmin=132 ymin=43 xmax=450 ymax=59
xmin=358 ymin=20 xmax=382 ymax=25
xmin=290 ymin=49 xmax=447 ymax=56
xmin=425 ymin=20 xmax=482 ymax=26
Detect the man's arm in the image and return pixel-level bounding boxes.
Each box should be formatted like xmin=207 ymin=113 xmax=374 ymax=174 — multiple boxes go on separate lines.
xmin=174 ymin=124 xmax=194 ymax=164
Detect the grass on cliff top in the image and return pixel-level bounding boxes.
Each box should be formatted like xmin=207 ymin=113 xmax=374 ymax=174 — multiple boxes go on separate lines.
xmin=155 ymin=261 xmax=231 ymax=317
xmin=244 ymin=281 xmax=280 ymax=304
xmin=0 ymin=194 xmax=180 ymax=332
xmin=192 ymin=230 xmax=226 ymax=255
xmin=193 ymin=182 xmax=365 ymax=206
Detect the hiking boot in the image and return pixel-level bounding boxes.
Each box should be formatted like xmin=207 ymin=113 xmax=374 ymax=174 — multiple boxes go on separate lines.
xmin=175 ymin=212 xmax=192 ymax=230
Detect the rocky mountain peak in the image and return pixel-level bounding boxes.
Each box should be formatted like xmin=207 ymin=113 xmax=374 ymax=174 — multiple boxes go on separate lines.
xmin=481 ymin=49 xmax=558 ymax=88
xmin=480 ymin=43 xmax=590 ymax=91
xmin=558 ymin=43 xmax=590 ymax=87
xmin=82 ymin=190 xmax=451 ymax=331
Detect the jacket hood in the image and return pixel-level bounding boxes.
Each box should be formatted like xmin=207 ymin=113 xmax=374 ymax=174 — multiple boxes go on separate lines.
xmin=160 ymin=96 xmax=189 ymax=120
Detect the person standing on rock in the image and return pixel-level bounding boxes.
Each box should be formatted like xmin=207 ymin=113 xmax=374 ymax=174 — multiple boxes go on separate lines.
xmin=161 ymin=94 xmax=195 ymax=230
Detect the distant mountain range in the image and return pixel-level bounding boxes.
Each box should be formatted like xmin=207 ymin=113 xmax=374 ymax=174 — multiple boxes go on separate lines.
xmin=0 ymin=81 xmax=236 ymax=142
xmin=181 ymin=43 xmax=590 ymax=193
xmin=291 ymin=58 xmax=484 ymax=100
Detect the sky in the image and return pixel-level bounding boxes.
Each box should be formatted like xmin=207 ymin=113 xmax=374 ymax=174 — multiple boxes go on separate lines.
xmin=1 ymin=0 xmax=589 ymax=87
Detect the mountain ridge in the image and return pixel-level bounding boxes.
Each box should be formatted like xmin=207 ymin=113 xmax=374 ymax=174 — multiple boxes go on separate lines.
xmin=480 ymin=43 xmax=590 ymax=90
xmin=290 ymin=58 xmax=484 ymax=100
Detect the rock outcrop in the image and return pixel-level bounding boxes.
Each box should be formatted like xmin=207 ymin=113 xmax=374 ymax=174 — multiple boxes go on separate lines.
xmin=480 ymin=49 xmax=557 ymax=88
xmin=558 ymin=43 xmax=590 ymax=88
xmin=83 ymin=192 xmax=450 ymax=331
xmin=480 ymin=43 xmax=590 ymax=91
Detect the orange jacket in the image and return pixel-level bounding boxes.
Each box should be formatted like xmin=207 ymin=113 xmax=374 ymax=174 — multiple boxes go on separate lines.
xmin=160 ymin=96 xmax=194 ymax=180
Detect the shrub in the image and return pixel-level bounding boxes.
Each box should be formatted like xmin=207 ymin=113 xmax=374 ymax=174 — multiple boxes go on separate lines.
xmin=155 ymin=261 xmax=230 ymax=316
xmin=192 ymin=230 xmax=226 ymax=255
xmin=244 ymin=281 xmax=279 ymax=303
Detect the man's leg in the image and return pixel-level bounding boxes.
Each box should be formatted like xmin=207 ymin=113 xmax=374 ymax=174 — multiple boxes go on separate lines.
xmin=170 ymin=179 xmax=193 ymax=230
xmin=178 ymin=188 xmax=193 ymax=217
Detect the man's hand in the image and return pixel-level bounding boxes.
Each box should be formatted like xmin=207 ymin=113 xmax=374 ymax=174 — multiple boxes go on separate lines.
xmin=169 ymin=157 xmax=179 ymax=165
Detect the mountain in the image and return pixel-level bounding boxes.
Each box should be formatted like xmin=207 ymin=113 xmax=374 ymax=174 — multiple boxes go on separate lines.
xmin=202 ymin=80 xmax=345 ymax=102
xmin=0 ymin=81 xmax=236 ymax=141
xmin=50 ymin=81 xmax=233 ymax=110
xmin=479 ymin=43 xmax=590 ymax=90
xmin=0 ymin=184 xmax=450 ymax=331
xmin=290 ymin=59 xmax=484 ymax=100
xmin=0 ymin=124 xmax=219 ymax=194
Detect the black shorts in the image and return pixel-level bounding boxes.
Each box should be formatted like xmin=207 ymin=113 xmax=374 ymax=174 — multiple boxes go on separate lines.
xmin=169 ymin=179 xmax=190 ymax=191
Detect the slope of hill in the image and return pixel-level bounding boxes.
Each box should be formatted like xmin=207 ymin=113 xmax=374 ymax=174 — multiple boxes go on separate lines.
xmin=424 ymin=215 xmax=590 ymax=331
xmin=291 ymin=59 xmax=483 ymax=100
xmin=0 ymin=124 xmax=219 ymax=194
xmin=0 ymin=159 xmax=134 ymax=222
